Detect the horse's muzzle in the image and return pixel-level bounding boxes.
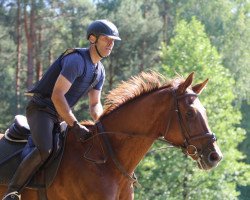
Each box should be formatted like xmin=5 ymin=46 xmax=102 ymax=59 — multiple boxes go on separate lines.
xmin=197 ymin=150 xmax=223 ymax=170
xmin=208 ymin=151 xmax=222 ymax=164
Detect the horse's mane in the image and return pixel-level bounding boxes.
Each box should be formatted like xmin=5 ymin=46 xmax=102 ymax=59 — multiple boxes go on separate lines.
xmin=101 ymin=71 xmax=184 ymax=116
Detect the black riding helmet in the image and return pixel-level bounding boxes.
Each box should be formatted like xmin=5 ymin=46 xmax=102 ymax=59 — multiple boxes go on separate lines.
xmin=87 ymin=19 xmax=121 ymax=41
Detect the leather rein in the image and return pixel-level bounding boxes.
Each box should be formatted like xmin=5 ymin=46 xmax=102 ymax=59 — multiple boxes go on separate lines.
xmin=96 ymin=122 xmax=140 ymax=186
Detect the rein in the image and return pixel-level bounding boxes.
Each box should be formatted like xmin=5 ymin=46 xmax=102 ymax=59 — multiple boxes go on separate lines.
xmin=95 ymin=122 xmax=140 ymax=187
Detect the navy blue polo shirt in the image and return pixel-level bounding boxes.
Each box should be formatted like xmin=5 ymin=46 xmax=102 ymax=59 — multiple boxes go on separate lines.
xmin=61 ymin=49 xmax=105 ymax=106
xmin=30 ymin=48 xmax=105 ymax=110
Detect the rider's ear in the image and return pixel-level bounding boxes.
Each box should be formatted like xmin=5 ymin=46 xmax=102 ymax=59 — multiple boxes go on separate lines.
xmin=177 ymin=72 xmax=194 ymax=94
xmin=192 ymin=79 xmax=209 ymax=95
xmin=89 ymin=35 xmax=97 ymax=44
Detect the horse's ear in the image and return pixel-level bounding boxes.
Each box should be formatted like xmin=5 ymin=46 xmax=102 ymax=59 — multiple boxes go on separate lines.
xmin=177 ymin=72 xmax=195 ymax=94
xmin=192 ymin=78 xmax=209 ymax=94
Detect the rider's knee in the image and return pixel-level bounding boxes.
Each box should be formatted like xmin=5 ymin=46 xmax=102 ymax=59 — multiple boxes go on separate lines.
xmin=39 ymin=148 xmax=52 ymax=162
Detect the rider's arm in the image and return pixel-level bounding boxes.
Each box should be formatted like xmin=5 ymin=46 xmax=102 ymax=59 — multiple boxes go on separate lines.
xmin=88 ymin=89 xmax=103 ymax=121
xmin=51 ymin=74 xmax=77 ymax=126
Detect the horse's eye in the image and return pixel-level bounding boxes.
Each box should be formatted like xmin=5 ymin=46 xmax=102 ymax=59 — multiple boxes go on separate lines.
xmin=186 ymin=110 xmax=195 ymax=118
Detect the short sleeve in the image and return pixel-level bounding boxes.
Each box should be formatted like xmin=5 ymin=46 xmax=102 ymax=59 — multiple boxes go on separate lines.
xmin=60 ymin=53 xmax=84 ymax=83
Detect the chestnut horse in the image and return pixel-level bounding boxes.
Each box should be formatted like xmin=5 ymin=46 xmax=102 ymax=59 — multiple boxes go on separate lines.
xmin=0 ymin=72 xmax=222 ymax=200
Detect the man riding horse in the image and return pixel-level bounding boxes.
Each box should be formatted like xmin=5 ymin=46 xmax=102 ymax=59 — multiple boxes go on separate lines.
xmin=2 ymin=19 xmax=121 ymax=200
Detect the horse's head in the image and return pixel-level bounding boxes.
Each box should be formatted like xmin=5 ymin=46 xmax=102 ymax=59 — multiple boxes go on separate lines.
xmin=163 ymin=72 xmax=222 ymax=170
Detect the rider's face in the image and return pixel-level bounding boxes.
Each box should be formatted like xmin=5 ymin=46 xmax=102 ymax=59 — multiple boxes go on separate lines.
xmin=96 ymin=35 xmax=115 ymax=57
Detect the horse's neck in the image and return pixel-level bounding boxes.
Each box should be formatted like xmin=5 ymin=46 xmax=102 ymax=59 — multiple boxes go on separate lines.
xmin=101 ymin=90 xmax=172 ymax=173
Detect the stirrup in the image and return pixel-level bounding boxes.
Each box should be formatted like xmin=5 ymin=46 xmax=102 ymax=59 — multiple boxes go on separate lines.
xmin=2 ymin=191 xmax=21 ymax=200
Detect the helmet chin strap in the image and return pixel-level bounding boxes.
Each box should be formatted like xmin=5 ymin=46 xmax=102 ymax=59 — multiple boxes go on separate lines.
xmin=93 ymin=36 xmax=106 ymax=59
xmin=94 ymin=44 xmax=104 ymax=58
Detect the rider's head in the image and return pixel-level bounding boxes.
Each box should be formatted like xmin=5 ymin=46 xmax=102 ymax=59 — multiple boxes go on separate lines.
xmin=87 ymin=19 xmax=121 ymax=58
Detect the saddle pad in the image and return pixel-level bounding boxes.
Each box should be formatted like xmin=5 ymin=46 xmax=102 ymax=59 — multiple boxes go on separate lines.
xmin=0 ymin=131 xmax=67 ymax=189
xmin=0 ymin=135 xmax=25 ymax=185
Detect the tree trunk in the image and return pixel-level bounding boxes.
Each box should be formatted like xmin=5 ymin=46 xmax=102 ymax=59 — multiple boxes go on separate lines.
xmin=24 ymin=0 xmax=36 ymax=90
xmin=36 ymin=24 xmax=43 ymax=81
xmin=16 ymin=0 xmax=22 ymax=113
xmin=139 ymin=8 xmax=147 ymax=72
xmin=162 ymin=1 xmax=169 ymax=45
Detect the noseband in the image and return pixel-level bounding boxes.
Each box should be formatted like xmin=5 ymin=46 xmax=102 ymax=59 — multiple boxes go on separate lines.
xmin=162 ymin=89 xmax=217 ymax=160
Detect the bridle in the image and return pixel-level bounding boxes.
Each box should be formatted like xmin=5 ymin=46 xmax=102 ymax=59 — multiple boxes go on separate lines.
xmin=162 ymin=89 xmax=217 ymax=160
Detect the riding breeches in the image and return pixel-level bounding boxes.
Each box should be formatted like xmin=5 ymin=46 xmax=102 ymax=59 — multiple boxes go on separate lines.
xmin=26 ymin=100 xmax=59 ymax=161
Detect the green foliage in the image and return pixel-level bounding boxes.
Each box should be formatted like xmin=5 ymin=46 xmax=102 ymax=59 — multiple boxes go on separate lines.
xmin=221 ymin=7 xmax=250 ymax=103
xmin=37 ymin=0 xmax=96 ymax=67
xmin=238 ymin=101 xmax=250 ymax=199
xmin=0 ymin=23 xmax=17 ymax=130
xmin=168 ymin=0 xmax=250 ymax=103
xmin=160 ymin=17 xmax=221 ymax=77
xmin=135 ymin=17 xmax=250 ymax=199
xmin=50 ymin=0 xmax=95 ymax=48
xmin=96 ymin=0 xmax=163 ymax=91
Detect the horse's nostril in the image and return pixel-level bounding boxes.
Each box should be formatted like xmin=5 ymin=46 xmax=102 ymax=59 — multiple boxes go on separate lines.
xmin=209 ymin=152 xmax=221 ymax=163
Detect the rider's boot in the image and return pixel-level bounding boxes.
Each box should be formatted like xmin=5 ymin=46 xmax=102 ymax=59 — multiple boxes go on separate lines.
xmin=2 ymin=148 xmax=42 ymax=200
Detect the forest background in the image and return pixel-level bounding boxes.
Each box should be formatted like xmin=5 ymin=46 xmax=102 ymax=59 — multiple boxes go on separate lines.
xmin=0 ymin=0 xmax=249 ymax=199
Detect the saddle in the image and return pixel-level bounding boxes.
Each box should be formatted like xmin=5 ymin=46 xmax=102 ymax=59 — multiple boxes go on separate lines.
xmin=0 ymin=115 xmax=68 ymax=189
xmin=4 ymin=115 xmax=30 ymax=143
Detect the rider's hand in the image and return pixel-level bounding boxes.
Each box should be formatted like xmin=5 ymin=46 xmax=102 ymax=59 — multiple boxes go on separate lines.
xmin=69 ymin=121 xmax=92 ymax=141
